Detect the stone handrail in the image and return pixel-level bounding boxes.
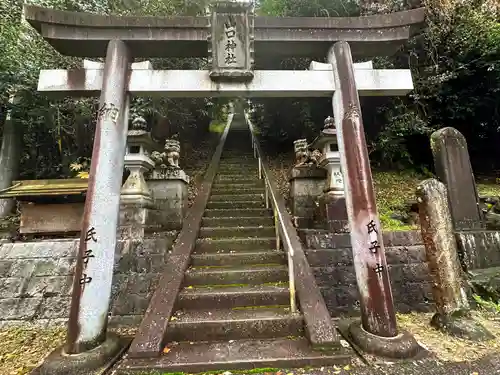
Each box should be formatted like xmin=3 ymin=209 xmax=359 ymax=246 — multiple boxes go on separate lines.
xmin=244 ymin=112 xmax=340 ymax=348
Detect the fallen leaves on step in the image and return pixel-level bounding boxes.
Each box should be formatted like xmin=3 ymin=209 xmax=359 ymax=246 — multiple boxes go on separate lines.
xmin=162 ymin=347 xmax=171 ymax=354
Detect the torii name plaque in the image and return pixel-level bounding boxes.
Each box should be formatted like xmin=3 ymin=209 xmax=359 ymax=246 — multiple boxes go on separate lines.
xmin=208 ymin=0 xmax=255 ymax=82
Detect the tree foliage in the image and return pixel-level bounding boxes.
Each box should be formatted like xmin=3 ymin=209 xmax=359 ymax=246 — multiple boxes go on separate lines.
xmin=0 ymin=0 xmax=213 ymax=179
xmin=2 ymin=0 xmax=500 ymax=176
xmin=254 ymin=0 xmax=500 ymax=172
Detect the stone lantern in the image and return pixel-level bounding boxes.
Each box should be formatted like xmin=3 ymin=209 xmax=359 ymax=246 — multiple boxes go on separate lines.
xmin=120 ymin=116 xmax=155 ymax=204
xmin=311 ymin=116 xmax=348 ymax=232
xmin=119 ymin=116 xmax=161 ymax=239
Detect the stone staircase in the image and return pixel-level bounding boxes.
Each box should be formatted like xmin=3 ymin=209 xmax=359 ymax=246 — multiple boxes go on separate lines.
xmin=116 ymin=115 xmax=351 ymax=374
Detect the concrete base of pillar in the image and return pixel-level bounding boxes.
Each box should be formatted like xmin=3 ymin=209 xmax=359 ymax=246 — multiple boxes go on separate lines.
xmin=29 ymin=333 xmax=129 ymax=375
xmin=338 ymin=319 xmax=424 ymax=359
xmin=289 ymin=165 xmax=326 ymax=229
xmin=317 ymin=191 xmax=348 ymax=233
xmin=119 ymin=200 xmax=163 ymax=239
xmin=148 ymin=169 xmax=189 ymax=231
xmin=430 ymin=310 xmax=494 ymax=341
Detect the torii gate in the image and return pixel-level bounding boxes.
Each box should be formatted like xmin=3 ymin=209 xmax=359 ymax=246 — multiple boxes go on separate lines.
xmin=23 ymin=2 xmax=425 ymax=373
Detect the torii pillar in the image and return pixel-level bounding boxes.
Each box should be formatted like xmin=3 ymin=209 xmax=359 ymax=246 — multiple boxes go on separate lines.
xmin=32 ymin=40 xmax=132 ymax=375
xmin=328 ymin=41 xmax=422 ymax=358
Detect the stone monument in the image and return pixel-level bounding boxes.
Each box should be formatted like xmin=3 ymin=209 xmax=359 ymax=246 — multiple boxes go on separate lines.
xmin=148 ymin=139 xmax=189 ymax=230
xmin=431 ymin=127 xmax=486 ymax=271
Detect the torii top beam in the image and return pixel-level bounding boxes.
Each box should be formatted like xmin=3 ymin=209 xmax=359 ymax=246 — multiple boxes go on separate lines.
xmin=23 ymin=5 xmax=425 ymax=61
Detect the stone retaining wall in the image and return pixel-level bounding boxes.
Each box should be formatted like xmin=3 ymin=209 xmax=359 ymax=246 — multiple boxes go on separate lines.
xmin=299 ymin=230 xmax=433 ymax=315
xmin=0 ymin=234 xmax=176 ymax=327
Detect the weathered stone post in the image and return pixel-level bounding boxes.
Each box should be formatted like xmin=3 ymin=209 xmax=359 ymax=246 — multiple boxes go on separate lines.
xmin=288 ymin=139 xmax=326 ymax=228
xmin=431 ymin=128 xmax=485 ymax=270
xmin=0 ymin=94 xmax=21 ymax=218
xmin=68 ymin=40 xmax=131 ymax=355
xmin=416 ymin=179 xmax=492 ymax=341
xmin=311 ymin=116 xmax=348 ymax=233
xmin=329 ymin=41 xmax=420 ymax=358
xmin=148 ymin=139 xmax=189 ymax=230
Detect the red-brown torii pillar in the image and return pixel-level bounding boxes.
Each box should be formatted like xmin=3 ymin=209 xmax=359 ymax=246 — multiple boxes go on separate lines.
xmin=328 ymin=41 xmax=422 ymax=358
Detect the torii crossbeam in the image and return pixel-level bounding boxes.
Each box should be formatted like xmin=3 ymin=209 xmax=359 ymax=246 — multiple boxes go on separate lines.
xmin=38 ymin=68 xmax=413 ymax=97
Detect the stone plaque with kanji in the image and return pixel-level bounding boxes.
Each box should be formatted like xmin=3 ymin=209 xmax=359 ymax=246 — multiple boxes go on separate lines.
xmin=208 ymin=0 xmax=254 ymax=82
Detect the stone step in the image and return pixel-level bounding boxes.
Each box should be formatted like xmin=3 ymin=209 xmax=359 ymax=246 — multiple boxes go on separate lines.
xmin=116 ymin=337 xmax=352 ymax=374
xmin=219 ymin=159 xmax=257 ymax=165
xmin=206 ymin=200 xmax=265 ymax=209
xmin=209 ymin=193 xmax=263 ymax=202
xmin=219 ymin=158 xmax=255 ymax=163
xmin=216 ymin=175 xmax=260 ymax=182
xmin=218 ymin=163 xmax=258 ymax=169
xmin=211 ymin=187 xmax=264 ymax=195
xmin=211 ymin=181 xmax=264 ymax=189
xmin=195 ymin=237 xmax=276 ymax=253
xmin=202 ymin=216 xmax=274 ymax=227
xmin=191 ymin=250 xmax=286 ymax=267
xmin=184 ymin=265 xmax=288 ymax=285
xmin=199 ymin=226 xmax=275 ymax=239
xmin=166 ymin=307 xmax=302 ymax=342
xmin=217 ymin=167 xmax=258 ymax=173
xmin=203 ymin=208 xmax=273 ymax=218
xmin=177 ymin=284 xmax=290 ymax=309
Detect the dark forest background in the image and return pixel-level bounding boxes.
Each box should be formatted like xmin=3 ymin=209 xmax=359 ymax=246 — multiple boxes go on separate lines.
xmin=1 ymin=0 xmax=499 ymax=178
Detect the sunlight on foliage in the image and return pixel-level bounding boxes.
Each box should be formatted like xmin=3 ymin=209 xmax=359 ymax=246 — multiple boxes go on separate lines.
xmin=373 ymin=171 xmax=423 ymax=231
xmin=69 ymin=162 xmax=83 ymax=172
xmin=209 ymin=121 xmax=226 ymax=134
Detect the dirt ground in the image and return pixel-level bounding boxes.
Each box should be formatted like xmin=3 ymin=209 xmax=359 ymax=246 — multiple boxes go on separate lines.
xmin=1 ymin=311 xmax=499 ymax=375
xmin=396 ymin=311 xmax=500 ymax=362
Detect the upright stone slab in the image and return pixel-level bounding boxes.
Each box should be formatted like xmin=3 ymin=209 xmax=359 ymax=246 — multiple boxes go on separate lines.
xmin=431 ymin=128 xmax=485 ymax=270
xmin=416 ymin=179 xmax=492 ymax=341
xmin=431 ymin=128 xmax=484 ymax=231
